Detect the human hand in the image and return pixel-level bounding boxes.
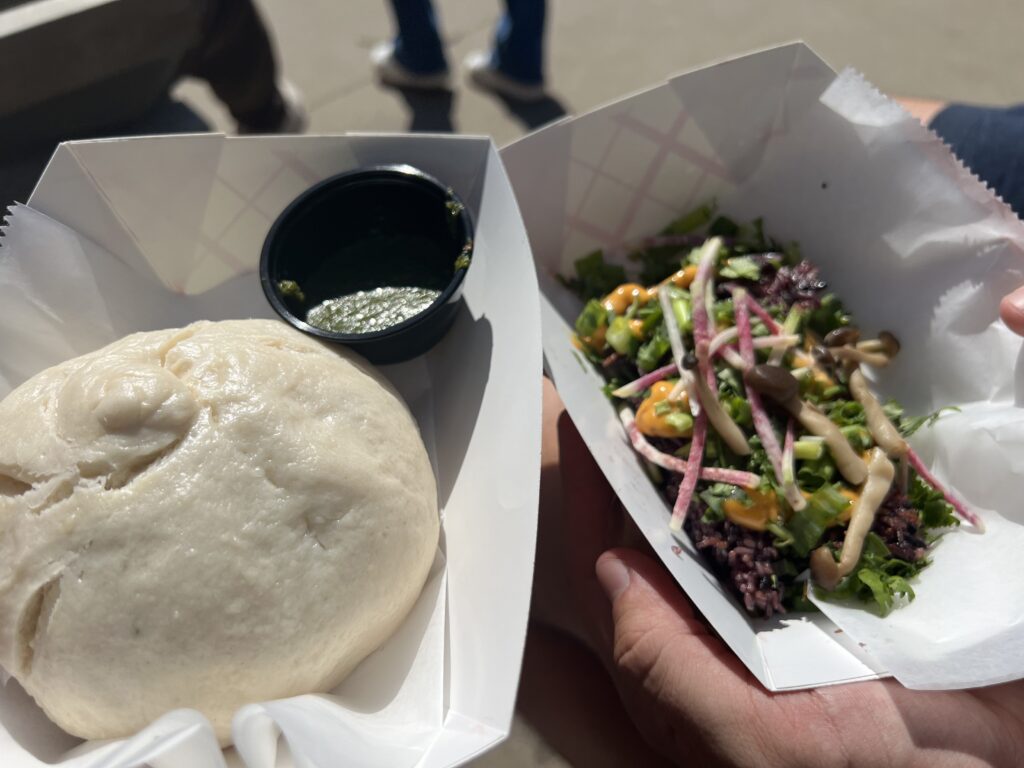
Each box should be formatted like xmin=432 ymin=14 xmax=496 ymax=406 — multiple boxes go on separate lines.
xmin=1001 ymin=287 xmax=1024 ymax=336
xmin=532 ymin=381 xmax=1024 ymax=767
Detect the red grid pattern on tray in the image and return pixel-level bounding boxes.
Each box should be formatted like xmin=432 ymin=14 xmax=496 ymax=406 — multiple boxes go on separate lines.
xmin=565 ymin=107 xmax=732 ymax=250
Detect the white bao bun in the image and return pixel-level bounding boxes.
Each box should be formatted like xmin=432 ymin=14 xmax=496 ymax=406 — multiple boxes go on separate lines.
xmin=0 ymin=319 xmax=439 ymax=742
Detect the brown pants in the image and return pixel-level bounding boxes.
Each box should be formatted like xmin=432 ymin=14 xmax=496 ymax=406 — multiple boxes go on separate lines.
xmin=184 ymin=0 xmax=284 ymax=130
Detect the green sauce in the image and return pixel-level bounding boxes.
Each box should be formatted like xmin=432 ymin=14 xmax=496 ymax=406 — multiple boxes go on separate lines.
xmin=305 ymin=286 xmax=441 ymax=334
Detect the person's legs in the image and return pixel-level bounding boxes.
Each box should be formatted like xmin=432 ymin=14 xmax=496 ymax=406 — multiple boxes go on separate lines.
xmin=464 ymin=0 xmax=546 ymax=101
xmin=183 ymin=0 xmax=303 ymax=132
xmin=388 ymin=0 xmax=448 ymax=74
xmin=491 ymin=0 xmax=545 ymax=85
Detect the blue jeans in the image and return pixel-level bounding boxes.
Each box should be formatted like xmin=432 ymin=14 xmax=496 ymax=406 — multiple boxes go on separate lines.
xmin=930 ymin=104 xmax=1024 ymax=217
xmin=388 ymin=0 xmax=545 ymax=84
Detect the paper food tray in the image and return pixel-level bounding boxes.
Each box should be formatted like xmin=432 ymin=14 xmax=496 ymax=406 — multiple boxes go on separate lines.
xmin=501 ymin=42 xmax=1024 ymax=692
xmin=0 ymin=133 xmax=542 ymax=768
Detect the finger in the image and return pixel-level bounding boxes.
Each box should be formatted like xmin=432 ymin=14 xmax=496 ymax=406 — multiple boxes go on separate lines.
xmin=1000 ymin=286 xmax=1024 ymax=336
xmin=594 ymin=548 xmax=762 ymax=757
xmin=596 ymin=548 xmax=739 ymax=676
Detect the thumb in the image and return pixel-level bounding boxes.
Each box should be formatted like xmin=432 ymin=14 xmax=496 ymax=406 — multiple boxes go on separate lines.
xmin=595 ymin=548 xmax=724 ymax=679
xmin=593 ymin=549 xmax=752 ymax=755
xmin=1000 ymin=286 xmax=1024 ymax=336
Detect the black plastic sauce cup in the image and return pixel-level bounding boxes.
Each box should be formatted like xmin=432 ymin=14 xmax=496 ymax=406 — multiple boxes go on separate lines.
xmin=260 ymin=164 xmax=473 ymax=364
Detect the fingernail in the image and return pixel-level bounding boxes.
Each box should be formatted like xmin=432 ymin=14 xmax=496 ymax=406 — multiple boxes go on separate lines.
xmin=596 ymin=554 xmax=630 ymax=601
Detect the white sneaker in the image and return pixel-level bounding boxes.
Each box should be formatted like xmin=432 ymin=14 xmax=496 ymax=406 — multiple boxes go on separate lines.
xmin=464 ymin=51 xmax=545 ymax=102
xmin=371 ymin=42 xmax=451 ymax=90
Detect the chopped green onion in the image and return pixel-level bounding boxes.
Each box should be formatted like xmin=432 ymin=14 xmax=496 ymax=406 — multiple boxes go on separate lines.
xmin=794 ymin=438 xmax=825 ymax=461
xmin=607 ymin=316 xmax=638 ymax=356
xmin=671 ymin=294 xmax=692 ymax=332
xmin=840 ymin=424 xmax=873 ymax=451
xmin=665 ymin=411 xmax=694 ymax=434
xmin=575 ymin=298 xmax=608 ymax=337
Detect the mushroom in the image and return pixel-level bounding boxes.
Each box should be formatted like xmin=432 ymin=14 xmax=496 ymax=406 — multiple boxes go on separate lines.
xmin=811 ymin=448 xmax=895 ymax=590
xmin=811 ymin=344 xmax=836 ymax=367
xmin=830 ymin=330 xmax=900 ymax=368
xmin=830 ymin=345 xmax=890 ymax=368
xmin=744 ymin=365 xmax=869 ymax=485
xmin=857 ymin=331 xmax=901 ymax=357
xmin=745 ymin=363 xmax=801 ymax=403
xmin=848 ymin=368 xmax=909 ymax=459
xmin=823 ymin=326 xmax=860 ymax=347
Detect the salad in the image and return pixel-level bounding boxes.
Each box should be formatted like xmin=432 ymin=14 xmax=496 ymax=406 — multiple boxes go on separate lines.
xmin=567 ymin=205 xmax=982 ymax=619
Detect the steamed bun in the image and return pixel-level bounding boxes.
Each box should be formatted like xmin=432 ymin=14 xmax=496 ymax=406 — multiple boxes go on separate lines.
xmin=0 ymin=319 xmax=439 ymax=741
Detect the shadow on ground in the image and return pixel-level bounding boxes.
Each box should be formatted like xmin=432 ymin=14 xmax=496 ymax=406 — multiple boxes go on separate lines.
xmin=490 ymin=91 xmax=569 ymax=131
xmin=391 ymin=86 xmax=457 ymax=132
xmin=389 ymin=83 xmax=569 ymax=135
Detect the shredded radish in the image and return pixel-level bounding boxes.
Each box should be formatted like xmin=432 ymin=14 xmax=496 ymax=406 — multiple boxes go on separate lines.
xmin=781 ymin=418 xmax=805 ymax=510
xmin=671 ymin=239 xmax=721 ymax=531
xmin=906 ymin=449 xmax=984 ymax=531
xmin=618 ymin=409 xmax=760 ymax=488
xmin=733 ymin=287 xmax=800 ymax=507
xmin=669 ymin=378 xmax=689 ymax=402
xmin=715 ymin=335 xmax=801 ymax=360
xmin=755 ymin=334 xmax=800 ymax=350
xmin=659 ymin=288 xmax=687 ymax=367
xmin=659 ymin=283 xmax=698 ymax=412
xmin=691 ymin=239 xmax=720 ymax=390
xmin=769 ymin=306 xmax=803 ymax=366
xmin=671 ymin=411 xmax=706 ymax=531
xmin=708 ymin=327 xmax=739 ymax=357
xmin=611 ymin=362 xmax=679 ymax=398
xmin=744 ymin=293 xmax=783 ymax=334
xmin=719 ymin=345 xmax=749 ymax=372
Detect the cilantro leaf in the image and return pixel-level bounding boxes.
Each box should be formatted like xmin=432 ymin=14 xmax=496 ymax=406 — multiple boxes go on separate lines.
xmin=575 ymin=298 xmax=608 ymax=337
xmin=662 ymin=203 xmax=715 ymax=235
xmin=900 ymin=406 xmax=962 ymax=437
xmin=567 ymin=250 xmax=627 ymax=300
xmin=719 ymin=256 xmax=762 ymax=281
xmin=636 ymin=324 xmax=671 ymax=372
xmin=908 ymin=473 xmax=960 ymax=529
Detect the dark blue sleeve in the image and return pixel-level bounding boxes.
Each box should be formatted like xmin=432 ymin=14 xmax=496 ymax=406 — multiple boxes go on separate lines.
xmin=929 ymin=104 xmax=1024 ymax=217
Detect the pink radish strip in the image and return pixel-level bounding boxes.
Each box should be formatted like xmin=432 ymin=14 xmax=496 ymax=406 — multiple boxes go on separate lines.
xmin=671 ymin=411 xmax=707 ymax=531
xmin=783 ymin=419 xmax=796 ymax=478
xmin=619 ymin=409 xmax=760 ymax=487
xmin=670 ymin=240 xmax=734 ymax=529
xmin=715 ymin=335 xmax=801 ymax=359
xmin=611 ymin=362 xmax=679 ymax=398
xmin=734 ymin=288 xmax=791 ymax=501
xmin=702 ymin=466 xmax=762 ymax=488
xmin=781 ymin=418 xmax=805 ymax=510
xmin=906 ymin=449 xmax=985 ymax=531
xmin=718 ymin=345 xmax=748 ymax=372
xmin=691 ymin=239 xmax=721 ymax=390
xmin=744 ymin=293 xmax=782 ymax=334
xmin=708 ymin=327 xmax=739 ymax=356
